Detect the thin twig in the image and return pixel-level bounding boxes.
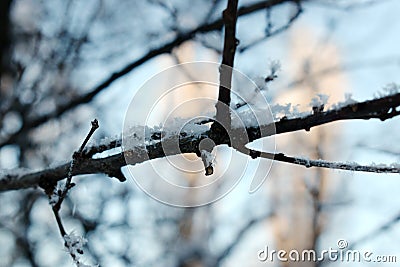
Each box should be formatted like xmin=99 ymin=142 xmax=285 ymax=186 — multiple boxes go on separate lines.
xmin=49 ymin=119 xmax=99 ymax=266
xmin=52 ymin=119 xmax=99 ymax=212
xmin=236 ymin=146 xmax=400 ymax=174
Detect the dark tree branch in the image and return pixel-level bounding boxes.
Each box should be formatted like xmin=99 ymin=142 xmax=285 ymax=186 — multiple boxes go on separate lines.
xmin=1 ymin=92 xmax=399 ymax=192
xmin=258 ymin=92 xmax=400 ymax=137
xmin=237 ymin=146 xmax=400 ymax=173
xmin=209 ymin=0 xmax=239 ymax=166
xmin=214 ymin=0 xmax=238 ymax=126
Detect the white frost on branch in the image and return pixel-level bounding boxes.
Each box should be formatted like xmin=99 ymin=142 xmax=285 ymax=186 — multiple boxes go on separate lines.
xmin=124 ymin=118 xmax=210 ymax=150
xmin=374 ymin=82 xmax=400 ymax=98
xmin=64 ymin=232 xmax=87 ymax=254
xmin=331 ymin=93 xmax=357 ymax=110
xmin=328 ymin=83 xmax=399 ymax=111
xmin=293 ymin=156 xmax=400 ymax=173
xmin=64 ymin=232 xmax=96 ymax=267
xmin=269 ymin=103 xmax=309 ymax=120
xmin=201 ymin=150 xmax=215 ymax=168
xmin=99 ymin=134 xmax=121 ymax=147
xmin=48 ymin=183 xmax=66 ymax=206
xmin=265 ymin=59 xmax=281 ymax=82
xmin=309 ymin=94 xmax=329 ymax=108
xmin=49 ymin=190 xmax=60 ymax=206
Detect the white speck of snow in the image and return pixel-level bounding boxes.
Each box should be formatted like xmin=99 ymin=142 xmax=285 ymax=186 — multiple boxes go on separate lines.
xmin=374 ymin=82 xmax=400 ymax=98
xmin=48 ymin=183 xmax=66 ymax=206
xmin=124 ymin=118 xmax=210 ymax=150
xmin=201 ymin=150 xmax=215 ymax=167
xmin=294 ymin=156 xmax=311 ymax=167
xmin=390 ymin=162 xmax=400 ymax=169
xmin=99 ymin=134 xmax=121 ymax=147
xmin=63 ymin=232 xmax=96 ymax=266
xmin=268 ymin=59 xmax=281 ymax=76
xmin=309 ymin=94 xmax=329 ymax=108
xmin=343 ymin=93 xmax=356 ymax=105
xmin=64 ymin=232 xmax=87 ymax=254
xmin=269 ymin=103 xmax=309 ymax=120
xmin=48 ymin=192 xmax=59 ymax=206
xmin=331 ymin=93 xmax=357 ymax=110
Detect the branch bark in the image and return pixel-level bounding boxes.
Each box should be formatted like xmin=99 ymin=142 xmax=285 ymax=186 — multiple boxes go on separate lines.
xmin=212 ymin=0 xmax=238 ymax=132
xmin=1 ymin=92 xmax=399 ymax=192
xmin=208 ymin=0 xmax=239 ymax=166
xmin=258 ymin=92 xmax=400 ymax=137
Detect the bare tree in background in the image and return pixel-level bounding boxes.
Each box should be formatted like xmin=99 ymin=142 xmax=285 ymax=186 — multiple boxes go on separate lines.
xmin=1 ymin=0 xmax=400 ymax=266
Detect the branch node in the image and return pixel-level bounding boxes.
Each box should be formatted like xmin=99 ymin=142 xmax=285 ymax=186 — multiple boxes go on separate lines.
xmin=249 ymin=149 xmax=261 ymax=159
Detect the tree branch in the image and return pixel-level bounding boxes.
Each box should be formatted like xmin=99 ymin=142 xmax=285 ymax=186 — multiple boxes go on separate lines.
xmin=255 ymin=92 xmax=400 ymax=137
xmin=214 ymin=0 xmax=238 ymax=126
xmin=210 ymin=0 xmax=239 ymax=158
xmin=237 ymin=146 xmax=400 ymax=173
xmin=1 ymin=92 xmax=399 ymax=192
xmin=45 ymin=120 xmax=99 ymax=267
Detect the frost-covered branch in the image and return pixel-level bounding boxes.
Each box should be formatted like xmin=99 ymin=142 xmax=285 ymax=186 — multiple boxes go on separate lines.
xmin=257 ymin=92 xmax=400 ymax=136
xmin=1 ymin=92 xmax=400 ymax=192
xmin=63 ymin=232 xmax=93 ymax=267
xmin=242 ymin=148 xmax=400 ymax=173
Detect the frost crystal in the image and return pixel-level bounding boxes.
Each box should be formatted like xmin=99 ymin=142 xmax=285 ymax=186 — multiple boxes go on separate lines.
xmin=269 ymin=103 xmax=308 ymax=120
xmin=331 ymin=93 xmax=357 ymax=110
xmin=375 ymin=82 xmax=400 ymax=97
xmin=63 ymin=232 xmax=95 ymax=266
xmin=309 ymin=94 xmax=329 ymax=108
xmin=268 ymin=60 xmax=281 ymax=75
xmin=201 ymin=150 xmax=215 ymax=167
xmin=64 ymin=232 xmax=87 ymax=255
xmin=265 ymin=59 xmax=281 ymax=82
xmin=124 ymin=119 xmax=210 ymax=151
